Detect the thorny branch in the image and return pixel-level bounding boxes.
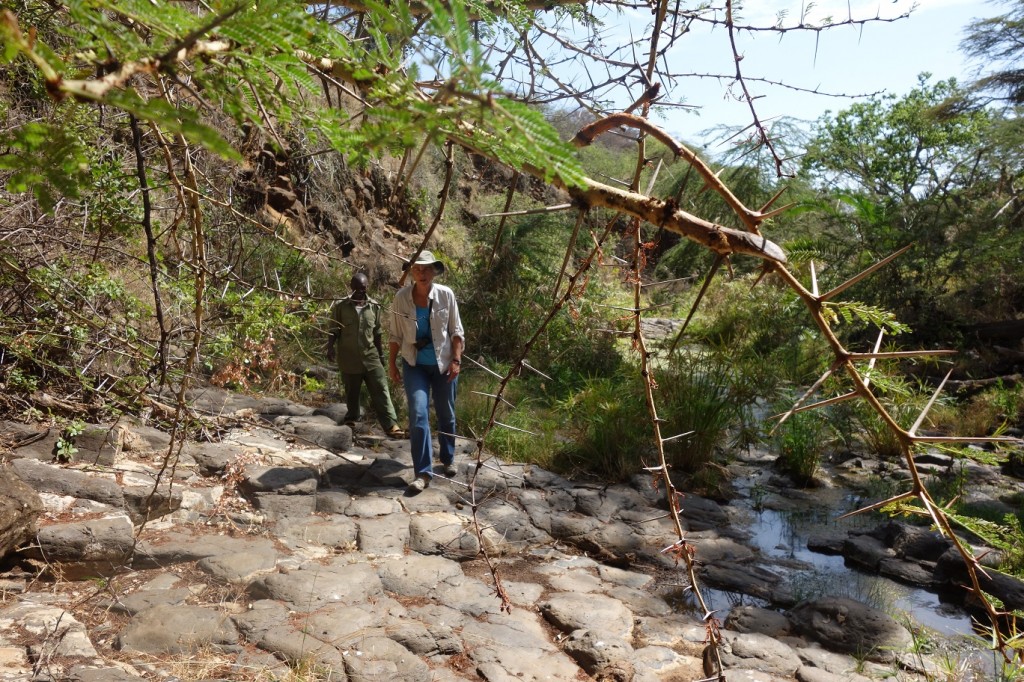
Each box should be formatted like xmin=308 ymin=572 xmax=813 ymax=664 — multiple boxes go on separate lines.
xmin=9 ymin=0 xmax=1021 ymax=673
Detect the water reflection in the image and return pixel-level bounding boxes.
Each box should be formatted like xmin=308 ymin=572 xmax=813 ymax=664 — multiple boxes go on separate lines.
xmin=743 ymin=505 xmax=977 ymax=637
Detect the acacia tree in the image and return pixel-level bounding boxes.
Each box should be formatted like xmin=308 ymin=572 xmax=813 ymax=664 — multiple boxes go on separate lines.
xmin=3 ymin=0 xmax=1023 ymax=675
xmin=963 ymin=0 xmax=1024 ymax=104
xmin=800 ymin=77 xmax=1024 ymax=348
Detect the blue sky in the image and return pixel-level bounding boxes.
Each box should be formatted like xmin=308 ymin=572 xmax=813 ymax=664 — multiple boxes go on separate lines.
xmin=637 ymin=0 xmax=992 ymax=144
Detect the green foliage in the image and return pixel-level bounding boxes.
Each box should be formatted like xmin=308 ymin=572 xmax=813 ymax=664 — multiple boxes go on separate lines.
xmin=2 ymin=0 xmax=584 ymax=194
xmin=0 ymin=259 xmax=150 ymax=400
xmin=459 ymin=210 xmax=621 ymax=394
xmin=0 ymin=119 xmax=90 ymax=211
xmin=673 ymin=273 xmax=830 ymax=399
xmin=947 ymin=510 xmax=1024 ymax=577
xmin=554 ymin=373 xmax=649 ymax=481
xmin=823 ymin=301 xmax=910 ymax=337
xmin=849 ymin=368 xmax=933 ymax=460
xmin=773 ymin=410 xmax=827 ymax=485
xmin=930 ymin=381 xmax=1024 ymax=438
xmin=196 ymin=282 xmax=316 ymax=391
xmin=54 ymin=418 xmax=85 ymax=462
xmin=799 ymin=77 xmax=1024 ymax=348
xmin=962 ymin=0 xmax=1024 ymax=104
xmin=457 ymin=370 xmax=560 ymax=467
xmin=658 ymin=349 xmax=749 ymax=472
xmin=804 ymin=77 xmax=990 ymax=200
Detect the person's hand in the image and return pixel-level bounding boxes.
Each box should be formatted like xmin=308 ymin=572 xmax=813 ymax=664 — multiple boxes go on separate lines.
xmin=389 ymin=364 xmax=402 ymax=385
xmin=447 ymin=358 xmax=461 ymax=382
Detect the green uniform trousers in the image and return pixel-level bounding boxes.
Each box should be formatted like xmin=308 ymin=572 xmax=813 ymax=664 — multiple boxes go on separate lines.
xmin=341 ymin=363 xmax=399 ymax=431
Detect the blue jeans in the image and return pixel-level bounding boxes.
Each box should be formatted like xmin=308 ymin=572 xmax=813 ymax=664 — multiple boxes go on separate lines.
xmin=403 ymin=361 xmax=457 ymax=477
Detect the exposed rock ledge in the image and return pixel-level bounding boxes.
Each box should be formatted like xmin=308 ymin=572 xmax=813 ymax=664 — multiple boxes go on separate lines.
xmin=0 ymin=387 xmax=943 ymax=681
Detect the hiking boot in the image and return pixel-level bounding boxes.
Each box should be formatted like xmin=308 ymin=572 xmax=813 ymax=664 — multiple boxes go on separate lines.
xmin=406 ymin=475 xmax=430 ymax=494
xmin=442 ymin=462 xmax=458 ymax=478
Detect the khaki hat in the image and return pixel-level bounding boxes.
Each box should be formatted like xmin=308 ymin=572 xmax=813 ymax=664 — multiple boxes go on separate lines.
xmin=405 ymin=250 xmax=445 ymax=275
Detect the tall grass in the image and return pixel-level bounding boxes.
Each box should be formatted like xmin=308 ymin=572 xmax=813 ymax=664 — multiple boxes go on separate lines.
xmin=550 ymin=350 xmax=750 ymax=481
xmin=554 ymin=375 xmax=650 ymax=480
xmin=456 ymin=369 xmax=560 ymax=467
xmin=659 ymin=349 xmax=749 ymax=473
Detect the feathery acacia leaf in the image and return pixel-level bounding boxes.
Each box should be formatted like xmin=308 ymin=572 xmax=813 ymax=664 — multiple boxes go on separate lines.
xmin=823 ymin=300 xmax=911 ymax=335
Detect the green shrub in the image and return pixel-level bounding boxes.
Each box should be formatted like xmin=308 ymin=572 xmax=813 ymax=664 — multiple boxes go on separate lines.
xmin=658 ymin=349 xmax=749 ymax=473
xmin=456 ymin=368 xmax=559 ymax=467
xmin=554 ymin=374 xmax=650 ymax=481
xmin=849 ymin=368 xmax=932 ymax=460
xmin=0 ymin=258 xmax=150 ymax=403
xmin=930 ymin=381 xmax=1023 ymax=438
xmin=458 ymin=210 xmax=622 ymax=396
xmin=773 ymin=410 xmax=827 ymax=485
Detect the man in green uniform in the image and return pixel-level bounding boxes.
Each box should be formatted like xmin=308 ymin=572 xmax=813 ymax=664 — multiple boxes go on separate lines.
xmin=327 ymin=273 xmax=403 ymax=438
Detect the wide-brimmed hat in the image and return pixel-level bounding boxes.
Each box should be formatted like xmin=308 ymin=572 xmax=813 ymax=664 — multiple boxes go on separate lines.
xmin=404 ymin=250 xmax=445 ymax=275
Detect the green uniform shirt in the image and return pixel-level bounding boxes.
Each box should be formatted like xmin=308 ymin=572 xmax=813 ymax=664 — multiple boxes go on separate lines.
xmin=331 ymin=297 xmax=385 ymax=374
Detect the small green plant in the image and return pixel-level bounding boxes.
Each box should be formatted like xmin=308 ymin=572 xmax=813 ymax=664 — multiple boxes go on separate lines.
xmin=301 ymin=375 xmax=325 ymax=394
xmin=749 ymin=482 xmax=768 ymax=512
xmin=6 ymin=367 xmax=39 ymax=393
xmin=850 ymin=368 xmax=931 ymax=460
xmin=948 ymin=511 xmax=1024 ymax=577
xmin=54 ymin=418 xmax=85 ymax=463
xmin=773 ymin=410 xmax=827 ymax=485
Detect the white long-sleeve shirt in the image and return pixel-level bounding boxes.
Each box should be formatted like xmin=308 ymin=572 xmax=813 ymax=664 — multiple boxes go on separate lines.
xmin=389 ymin=283 xmax=464 ymax=371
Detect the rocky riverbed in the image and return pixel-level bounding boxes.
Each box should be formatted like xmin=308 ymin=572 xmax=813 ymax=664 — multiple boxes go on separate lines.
xmin=0 ymin=385 xmax=1019 ymax=681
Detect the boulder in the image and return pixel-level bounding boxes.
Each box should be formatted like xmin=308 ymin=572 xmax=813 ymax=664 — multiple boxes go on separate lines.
xmin=787 ymin=597 xmax=913 ymax=662
xmin=0 ymin=466 xmax=43 ymax=560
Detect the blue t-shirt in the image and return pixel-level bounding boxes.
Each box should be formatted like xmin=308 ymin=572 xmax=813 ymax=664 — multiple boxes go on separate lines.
xmin=415 ymin=305 xmax=437 ymax=367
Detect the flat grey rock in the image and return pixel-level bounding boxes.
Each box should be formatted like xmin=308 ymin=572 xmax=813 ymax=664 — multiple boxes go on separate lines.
xmin=316 ymin=488 xmax=353 ymax=514
xmin=10 ymin=458 xmax=124 ymax=507
xmin=355 ymin=513 xmax=409 ymax=555
xmin=241 ymin=464 xmax=319 ymax=494
xmin=251 ymin=491 xmax=318 ymax=519
xmin=116 ymin=604 xmax=239 ymax=654
xmin=67 ymin=665 xmax=145 ymax=681
xmin=787 ymin=598 xmax=913 ymax=662
xmin=111 ymin=587 xmax=194 ymax=615
xmin=377 ymin=554 xmax=464 ymax=597
xmin=248 ymin=560 xmax=383 ymax=611
xmin=432 ymin=575 xmax=509 ymax=617
xmin=598 ymin=564 xmax=653 ymax=589
xmin=302 ymin=603 xmax=386 ymax=646
xmin=29 ymin=515 xmax=134 ymax=565
xmin=725 ymin=605 xmax=793 ymax=638
xmin=539 ymin=592 xmax=634 ymax=639
xmin=461 ymin=609 xmax=558 ymax=652
xmin=408 ymin=511 xmax=479 ymax=558
xmin=343 ymin=635 xmax=430 ymax=682
xmin=275 ymin=516 xmax=358 ymax=550
xmin=562 ymin=627 xmax=635 ymax=678
xmin=719 ymin=630 xmax=802 ymax=677
xmin=133 ymin=529 xmax=278 ymax=568
xmin=345 ymin=495 xmax=401 ymax=517
xmin=197 ymin=548 xmax=281 ymax=584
